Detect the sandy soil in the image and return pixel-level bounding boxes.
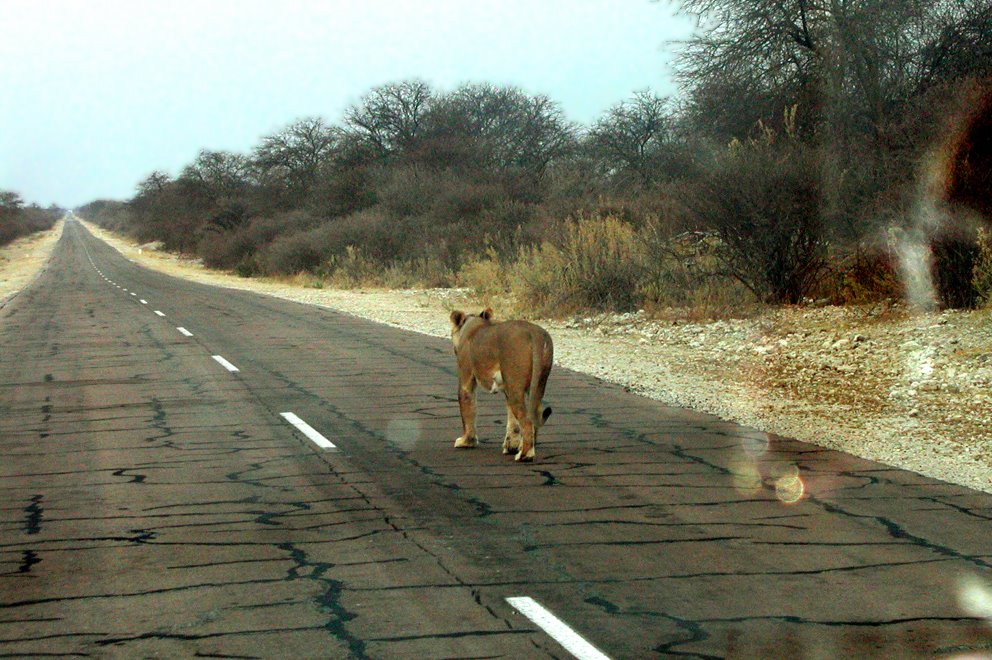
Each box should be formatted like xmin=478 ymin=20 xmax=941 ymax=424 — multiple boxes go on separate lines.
xmin=0 ymin=221 xmax=64 ymax=306
xmin=24 ymin=219 xmax=992 ymax=494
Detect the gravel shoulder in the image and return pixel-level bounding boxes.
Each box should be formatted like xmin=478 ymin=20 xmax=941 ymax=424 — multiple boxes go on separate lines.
xmin=74 ymin=220 xmax=992 ymax=493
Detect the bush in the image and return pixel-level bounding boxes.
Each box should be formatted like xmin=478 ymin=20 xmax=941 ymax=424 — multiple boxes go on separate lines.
xmin=815 ymin=244 xmax=903 ymax=305
xmin=431 ymin=178 xmax=503 ymax=224
xmin=974 ymin=228 xmax=992 ymax=307
xmin=512 ymin=215 xmax=646 ymax=315
xmin=638 ymin=227 xmax=754 ymax=316
xmin=377 ymin=167 xmax=437 ymax=217
xmin=252 ymin=208 xmax=408 ymax=276
xmin=234 ymin=255 xmax=261 ymax=278
xmin=199 ymin=211 xmax=315 ymax=270
xmin=458 ymin=246 xmax=510 ymax=299
xmin=260 ymin=231 xmax=326 ymax=274
xmin=0 ymin=198 xmax=60 ymax=247
xmin=932 ymin=225 xmax=981 ymax=308
xmin=320 ymin=246 xmax=454 ymax=288
xmin=681 ymin=139 xmax=827 ymax=304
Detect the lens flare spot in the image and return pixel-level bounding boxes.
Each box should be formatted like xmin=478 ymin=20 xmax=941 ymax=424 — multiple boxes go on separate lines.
xmin=775 ymin=468 xmax=805 ymax=504
xmin=958 ymin=575 xmax=992 ymax=622
xmin=730 ymin=459 xmax=762 ymax=495
xmin=741 ymin=434 xmax=770 ymax=457
xmin=385 ymin=417 xmax=421 ymax=451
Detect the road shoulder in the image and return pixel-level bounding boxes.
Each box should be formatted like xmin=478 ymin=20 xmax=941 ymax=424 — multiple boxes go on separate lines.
xmin=0 ymin=220 xmax=64 ymax=307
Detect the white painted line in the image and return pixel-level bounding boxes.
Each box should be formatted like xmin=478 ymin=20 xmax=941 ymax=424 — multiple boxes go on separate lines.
xmin=140 ymin=299 xmax=148 ymax=304
xmin=130 ymin=292 xmax=136 ymax=296
xmin=212 ymin=355 xmax=239 ymax=372
xmin=154 ymin=310 xmax=165 ymax=317
xmin=505 ymin=597 xmax=610 ymax=660
xmin=280 ymin=412 xmax=337 ymax=450
xmin=176 ymin=327 xmax=193 ymax=337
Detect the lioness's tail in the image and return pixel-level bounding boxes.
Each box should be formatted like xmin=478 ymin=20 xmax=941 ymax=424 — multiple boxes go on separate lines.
xmin=529 ymin=331 xmax=554 ymax=428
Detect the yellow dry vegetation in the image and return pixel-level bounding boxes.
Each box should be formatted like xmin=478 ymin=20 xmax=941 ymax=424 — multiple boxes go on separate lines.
xmin=0 ymin=221 xmax=64 ymax=302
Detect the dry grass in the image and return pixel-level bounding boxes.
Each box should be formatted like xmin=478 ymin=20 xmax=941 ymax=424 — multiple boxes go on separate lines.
xmin=510 ymin=215 xmax=648 ymax=316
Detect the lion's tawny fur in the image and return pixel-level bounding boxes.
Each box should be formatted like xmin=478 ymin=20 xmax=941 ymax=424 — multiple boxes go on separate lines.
xmin=449 ymin=308 xmax=553 ymax=462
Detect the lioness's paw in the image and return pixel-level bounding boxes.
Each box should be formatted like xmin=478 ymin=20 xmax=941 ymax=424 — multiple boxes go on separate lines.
xmin=454 ymin=436 xmax=478 ymax=448
xmin=503 ymin=434 xmax=522 ymax=451
xmin=514 ymin=448 xmax=535 ymax=462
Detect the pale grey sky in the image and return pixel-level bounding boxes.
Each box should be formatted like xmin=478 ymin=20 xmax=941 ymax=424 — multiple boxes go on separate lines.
xmin=1 ymin=0 xmax=694 ymax=207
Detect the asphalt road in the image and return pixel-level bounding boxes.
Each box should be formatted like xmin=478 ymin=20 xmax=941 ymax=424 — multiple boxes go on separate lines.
xmin=1 ymin=220 xmax=991 ymax=658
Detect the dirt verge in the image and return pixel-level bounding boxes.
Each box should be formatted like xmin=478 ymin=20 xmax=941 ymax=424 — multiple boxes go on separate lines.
xmin=0 ymin=221 xmax=64 ymax=307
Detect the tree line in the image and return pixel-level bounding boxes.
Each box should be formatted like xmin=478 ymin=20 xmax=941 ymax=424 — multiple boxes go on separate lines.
xmin=81 ymin=0 xmax=992 ymax=310
xmin=0 ymin=191 xmax=61 ymax=248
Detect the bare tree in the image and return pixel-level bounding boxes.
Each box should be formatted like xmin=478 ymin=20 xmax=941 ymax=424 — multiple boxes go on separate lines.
xmin=425 ymin=83 xmax=577 ymax=181
xmin=136 ymin=171 xmax=171 ymax=196
xmin=587 ymin=90 xmax=680 ymax=187
xmin=918 ymin=2 xmax=992 ymax=84
xmin=0 ymin=190 xmax=24 ymax=215
xmin=674 ymin=0 xmax=992 ymax=141
xmin=253 ymin=117 xmax=338 ymax=199
xmin=181 ymin=150 xmax=251 ymax=197
xmin=344 ymin=80 xmax=435 ymax=158
xmin=682 ymin=136 xmax=827 ymax=304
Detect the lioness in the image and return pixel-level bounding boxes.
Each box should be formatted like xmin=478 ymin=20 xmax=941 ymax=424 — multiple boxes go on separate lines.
xmin=449 ymin=308 xmax=553 ymax=462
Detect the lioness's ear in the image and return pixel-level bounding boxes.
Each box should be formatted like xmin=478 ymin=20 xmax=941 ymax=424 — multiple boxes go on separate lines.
xmin=450 ymin=310 xmax=466 ymax=329
xmin=480 ymin=308 xmax=494 ymax=321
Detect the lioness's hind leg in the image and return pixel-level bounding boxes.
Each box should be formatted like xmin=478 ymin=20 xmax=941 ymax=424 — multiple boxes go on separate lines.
xmin=502 ymin=402 xmax=521 ymax=454
xmin=455 ymin=380 xmax=479 ymax=448
xmin=506 ymin=396 xmax=534 ymax=462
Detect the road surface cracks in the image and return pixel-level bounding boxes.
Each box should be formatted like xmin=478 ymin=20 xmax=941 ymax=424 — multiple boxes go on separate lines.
xmin=2 ymin=221 xmax=992 ymax=657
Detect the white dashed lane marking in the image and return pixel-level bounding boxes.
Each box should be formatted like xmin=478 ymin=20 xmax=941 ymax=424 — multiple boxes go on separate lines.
xmin=140 ymin=300 xmax=147 ymax=304
xmin=211 ymin=355 xmax=239 ymax=372
xmin=505 ymin=597 xmax=611 ymax=660
xmin=177 ymin=327 xmax=193 ymax=337
xmin=154 ymin=310 xmax=166 ymax=317
xmin=280 ymin=412 xmax=337 ymax=450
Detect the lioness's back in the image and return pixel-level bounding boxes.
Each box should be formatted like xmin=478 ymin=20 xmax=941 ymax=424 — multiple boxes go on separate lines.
xmin=449 ymin=309 xmax=554 ymax=462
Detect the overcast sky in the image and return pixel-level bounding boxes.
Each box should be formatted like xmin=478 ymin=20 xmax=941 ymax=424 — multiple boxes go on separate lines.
xmin=1 ymin=0 xmax=694 ymax=208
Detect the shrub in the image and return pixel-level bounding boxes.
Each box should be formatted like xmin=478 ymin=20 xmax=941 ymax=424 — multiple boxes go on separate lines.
xmin=458 ymin=246 xmax=510 ymax=299
xmin=511 ymin=215 xmax=646 ymax=315
xmin=322 ymin=246 xmax=455 ymax=288
xmin=377 ymin=166 xmax=437 ymax=217
xmin=381 ymin=255 xmax=455 ymax=288
xmin=199 ymin=211 xmax=315 ymax=270
xmin=638 ymin=227 xmax=754 ymax=316
xmin=815 ymin=244 xmax=903 ymax=305
xmin=932 ymin=225 xmax=981 ymax=308
xmin=316 ymin=208 xmax=408 ymax=262
xmin=972 ymin=228 xmax=992 ymax=307
xmin=681 ymin=140 xmax=827 ymax=304
xmin=431 ymin=178 xmax=502 ymax=224
xmin=260 ymin=231 xmax=326 ymax=274
xmin=0 ymin=199 xmax=60 ymax=247
xmin=234 ymin=255 xmax=261 ymax=278
xmin=253 ymin=207 xmax=427 ymax=277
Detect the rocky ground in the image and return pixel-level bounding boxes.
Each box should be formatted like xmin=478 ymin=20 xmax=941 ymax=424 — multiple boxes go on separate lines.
xmin=21 ymin=220 xmax=992 ymax=493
